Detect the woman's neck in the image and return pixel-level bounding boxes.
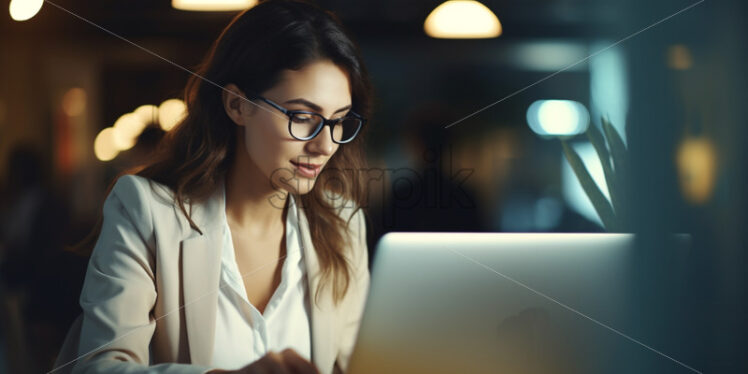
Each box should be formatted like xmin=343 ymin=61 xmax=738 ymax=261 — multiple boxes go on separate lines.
xmin=224 ymin=147 xmax=288 ymax=235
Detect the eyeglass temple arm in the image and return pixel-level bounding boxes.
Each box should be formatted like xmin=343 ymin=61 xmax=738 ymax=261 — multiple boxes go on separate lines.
xmin=246 ymin=90 xmax=365 ymax=122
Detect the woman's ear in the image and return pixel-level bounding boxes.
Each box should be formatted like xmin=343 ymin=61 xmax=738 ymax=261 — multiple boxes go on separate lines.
xmin=222 ymin=83 xmax=251 ymax=126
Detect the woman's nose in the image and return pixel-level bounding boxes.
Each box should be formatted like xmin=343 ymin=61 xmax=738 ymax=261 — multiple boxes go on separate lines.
xmin=306 ymin=124 xmax=336 ymax=156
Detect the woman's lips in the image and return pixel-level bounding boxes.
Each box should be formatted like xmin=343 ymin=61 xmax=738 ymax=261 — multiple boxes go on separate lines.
xmin=290 ymin=160 xmax=321 ymax=178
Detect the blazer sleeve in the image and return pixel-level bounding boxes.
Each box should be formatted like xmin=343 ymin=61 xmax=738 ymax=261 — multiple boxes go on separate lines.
xmin=72 ymin=175 xmax=211 ymax=374
xmin=334 ymin=207 xmax=370 ymax=373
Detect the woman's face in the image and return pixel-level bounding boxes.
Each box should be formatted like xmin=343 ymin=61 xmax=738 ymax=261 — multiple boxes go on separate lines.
xmin=226 ymin=59 xmax=352 ymax=195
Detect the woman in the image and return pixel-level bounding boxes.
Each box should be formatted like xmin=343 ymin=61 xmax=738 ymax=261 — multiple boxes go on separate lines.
xmin=55 ymin=1 xmax=373 ymax=373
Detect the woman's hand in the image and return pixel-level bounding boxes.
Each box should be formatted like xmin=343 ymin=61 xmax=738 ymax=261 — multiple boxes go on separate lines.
xmin=207 ymin=348 xmax=320 ymax=374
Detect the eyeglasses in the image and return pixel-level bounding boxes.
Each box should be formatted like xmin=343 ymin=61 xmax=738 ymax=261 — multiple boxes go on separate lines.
xmin=250 ymin=94 xmax=365 ymax=144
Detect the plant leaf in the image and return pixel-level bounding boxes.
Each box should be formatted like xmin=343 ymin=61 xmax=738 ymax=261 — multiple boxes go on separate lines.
xmin=602 ymin=117 xmax=627 ymax=176
xmin=601 ymin=117 xmax=629 ymax=225
xmin=586 ymin=122 xmax=619 ymax=215
xmin=561 ymin=140 xmax=618 ymax=231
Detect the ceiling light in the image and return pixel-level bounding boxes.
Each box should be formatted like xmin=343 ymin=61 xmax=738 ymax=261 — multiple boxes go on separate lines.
xmin=9 ymin=0 xmax=43 ymax=21
xmin=172 ymin=0 xmax=257 ymax=11
xmin=424 ymin=1 xmax=502 ymax=39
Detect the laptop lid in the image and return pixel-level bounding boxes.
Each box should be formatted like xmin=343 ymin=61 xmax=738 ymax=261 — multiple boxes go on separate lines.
xmin=347 ymin=233 xmax=639 ymax=374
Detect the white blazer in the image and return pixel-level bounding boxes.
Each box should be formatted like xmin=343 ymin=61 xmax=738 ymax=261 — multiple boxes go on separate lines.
xmin=53 ymin=175 xmax=369 ymax=374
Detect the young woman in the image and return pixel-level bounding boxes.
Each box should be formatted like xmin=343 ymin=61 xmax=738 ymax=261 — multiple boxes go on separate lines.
xmin=55 ymin=1 xmax=373 ymax=373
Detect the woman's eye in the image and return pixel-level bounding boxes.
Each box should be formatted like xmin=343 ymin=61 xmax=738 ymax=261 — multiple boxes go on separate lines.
xmin=293 ymin=114 xmax=316 ymax=123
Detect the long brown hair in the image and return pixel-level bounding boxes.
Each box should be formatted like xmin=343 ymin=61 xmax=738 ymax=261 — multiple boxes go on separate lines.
xmin=72 ymin=0 xmax=373 ymax=304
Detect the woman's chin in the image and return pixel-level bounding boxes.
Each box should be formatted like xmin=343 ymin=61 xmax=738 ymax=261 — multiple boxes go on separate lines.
xmin=268 ymin=167 xmax=317 ymax=195
xmin=280 ymin=177 xmax=316 ymax=196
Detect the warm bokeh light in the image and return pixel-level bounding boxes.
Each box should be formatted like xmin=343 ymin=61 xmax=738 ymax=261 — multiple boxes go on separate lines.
xmin=527 ymin=100 xmax=590 ymax=137
xmin=676 ymin=136 xmax=717 ymax=204
xmin=61 ymin=87 xmax=87 ymax=117
xmin=424 ymin=1 xmax=502 ymax=39
xmin=158 ymin=99 xmax=187 ymax=131
xmin=172 ymin=0 xmax=256 ymax=11
xmin=133 ymin=104 xmax=159 ymax=125
xmin=112 ymin=113 xmax=146 ymax=151
xmin=94 ymin=127 xmax=120 ymax=162
xmin=9 ymin=0 xmax=43 ymax=21
xmin=667 ymin=44 xmax=693 ymax=70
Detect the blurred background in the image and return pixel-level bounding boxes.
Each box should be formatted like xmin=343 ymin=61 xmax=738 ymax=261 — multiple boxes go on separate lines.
xmin=0 ymin=0 xmax=745 ymax=372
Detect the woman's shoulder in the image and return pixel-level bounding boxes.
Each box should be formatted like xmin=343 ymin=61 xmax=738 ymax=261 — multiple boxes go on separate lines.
xmin=111 ymin=174 xmax=224 ymax=238
xmin=108 ymin=175 xmax=188 ymax=234
xmin=111 ymin=174 xmax=177 ymax=210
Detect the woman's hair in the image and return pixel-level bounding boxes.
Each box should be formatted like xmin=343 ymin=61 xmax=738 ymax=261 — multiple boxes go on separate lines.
xmin=72 ymin=0 xmax=373 ymax=304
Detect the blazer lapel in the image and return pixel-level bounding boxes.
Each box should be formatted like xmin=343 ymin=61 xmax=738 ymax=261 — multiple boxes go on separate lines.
xmin=181 ymin=232 xmax=222 ymax=366
xmin=178 ymin=179 xmax=225 ymax=366
xmin=297 ymin=202 xmax=338 ymax=373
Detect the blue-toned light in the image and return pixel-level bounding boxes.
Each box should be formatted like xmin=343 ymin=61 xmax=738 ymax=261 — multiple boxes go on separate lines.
xmin=526 ymin=100 xmax=590 ymax=137
xmin=589 ymin=42 xmax=628 ymax=144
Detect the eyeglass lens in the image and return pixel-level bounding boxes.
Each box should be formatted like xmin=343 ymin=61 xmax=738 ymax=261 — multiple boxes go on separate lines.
xmin=290 ymin=113 xmax=360 ymax=142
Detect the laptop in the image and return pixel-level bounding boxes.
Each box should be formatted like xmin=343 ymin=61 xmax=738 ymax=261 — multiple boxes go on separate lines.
xmin=347 ymin=233 xmax=647 ymax=374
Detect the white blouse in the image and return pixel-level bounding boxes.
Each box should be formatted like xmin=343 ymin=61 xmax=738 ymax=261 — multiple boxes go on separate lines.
xmin=211 ymin=185 xmax=312 ymax=370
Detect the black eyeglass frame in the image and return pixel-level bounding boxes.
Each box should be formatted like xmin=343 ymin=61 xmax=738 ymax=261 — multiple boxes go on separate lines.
xmin=249 ymin=94 xmax=365 ymax=144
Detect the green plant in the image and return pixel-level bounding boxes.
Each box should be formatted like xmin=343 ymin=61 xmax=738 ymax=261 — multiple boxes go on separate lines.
xmin=560 ymin=117 xmax=628 ymax=231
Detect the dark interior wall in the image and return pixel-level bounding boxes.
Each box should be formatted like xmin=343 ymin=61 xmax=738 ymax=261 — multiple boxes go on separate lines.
xmin=622 ymin=0 xmax=747 ymax=371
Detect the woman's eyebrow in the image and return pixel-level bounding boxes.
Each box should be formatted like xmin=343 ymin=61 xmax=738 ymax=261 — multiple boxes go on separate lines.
xmin=284 ymin=98 xmax=352 ymax=114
